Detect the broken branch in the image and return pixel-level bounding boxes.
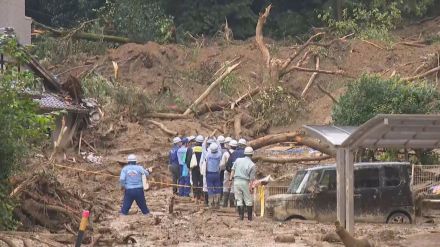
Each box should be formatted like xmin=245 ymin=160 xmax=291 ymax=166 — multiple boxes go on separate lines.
xmin=147 ymin=120 xmax=178 ymax=136
xmin=183 ymin=62 xmax=240 ymax=115
xmin=255 ymin=4 xmax=272 ymax=68
xmin=285 ymin=66 xmax=349 ymax=77
xmin=145 ymin=113 xmax=191 ymax=119
xmin=234 ymin=114 xmax=242 ymax=139
xmin=403 ymin=65 xmax=440 ymax=81
xmin=231 ymin=87 xmax=261 ymax=110
xmin=280 ymin=32 xmax=325 ymax=74
xmin=301 ymin=56 xmax=320 ymax=97
xmin=316 ymin=84 xmax=339 ymax=104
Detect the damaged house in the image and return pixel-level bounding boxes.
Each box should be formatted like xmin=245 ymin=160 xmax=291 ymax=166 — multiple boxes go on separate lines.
xmin=1 ymin=27 xmax=100 ymax=158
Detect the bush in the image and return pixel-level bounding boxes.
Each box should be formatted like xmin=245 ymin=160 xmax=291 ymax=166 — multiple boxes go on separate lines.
xmin=250 ymin=86 xmax=305 ymax=126
xmin=332 ymin=74 xmax=440 ymax=126
xmin=0 ymin=36 xmax=53 ymax=229
xmin=318 ymin=3 xmax=401 ymax=40
xmin=100 ymin=0 xmax=174 ymax=43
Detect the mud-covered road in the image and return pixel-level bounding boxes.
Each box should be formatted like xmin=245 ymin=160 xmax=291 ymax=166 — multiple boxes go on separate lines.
xmin=94 ymin=189 xmax=440 ymax=247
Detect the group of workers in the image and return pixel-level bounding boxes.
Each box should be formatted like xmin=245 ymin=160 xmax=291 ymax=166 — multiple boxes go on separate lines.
xmin=118 ymin=135 xmax=257 ymax=221
xmin=168 ymin=135 xmax=257 ymax=221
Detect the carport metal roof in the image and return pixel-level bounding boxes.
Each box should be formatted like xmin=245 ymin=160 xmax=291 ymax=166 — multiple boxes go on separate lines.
xmin=302 ymin=114 xmax=440 ymax=234
xmin=304 ymin=114 xmax=440 ymax=149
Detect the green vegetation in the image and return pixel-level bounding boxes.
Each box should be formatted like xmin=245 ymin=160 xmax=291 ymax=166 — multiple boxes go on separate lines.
xmin=332 ymin=74 xmax=440 ymax=164
xmin=250 ymin=86 xmax=305 ymax=126
xmin=26 ymin=1 xmax=440 ymax=43
xmin=332 ymin=74 xmax=440 ymax=126
xmin=0 ymin=36 xmax=53 ymax=229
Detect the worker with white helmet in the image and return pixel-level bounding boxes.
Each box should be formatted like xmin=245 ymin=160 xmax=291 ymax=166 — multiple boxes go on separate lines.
xmin=229 ymin=147 xmax=256 ymax=221
xmin=187 ymin=135 xmax=205 ymax=203
xmin=220 ymin=139 xmax=236 ymax=207
xmin=120 ymin=154 xmax=153 ymax=215
xmin=225 ymin=138 xmax=246 ymax=173
xmin=169 ymin=137 xmax=182 ymax=195
xmin=204 ymin=142 xmax=223 ymax=208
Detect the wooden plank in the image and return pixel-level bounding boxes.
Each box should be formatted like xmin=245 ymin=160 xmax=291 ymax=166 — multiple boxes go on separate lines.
xmin=345 ymin=148 xmax=354 ymax=234
xmin=336 ymin=148 xmax=346 ymax=228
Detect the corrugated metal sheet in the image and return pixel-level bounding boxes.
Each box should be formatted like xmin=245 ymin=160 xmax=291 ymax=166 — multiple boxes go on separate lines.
xmin=304 ymin=114 xmax=440 ymax=149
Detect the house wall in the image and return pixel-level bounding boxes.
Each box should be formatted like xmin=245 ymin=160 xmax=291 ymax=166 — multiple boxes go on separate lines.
xmin=0 ymin=0 xmax=32 ymax=45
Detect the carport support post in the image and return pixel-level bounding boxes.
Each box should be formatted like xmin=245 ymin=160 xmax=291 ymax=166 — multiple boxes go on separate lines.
xmin=336 ymin=148 xmax=346 ymax=228
xmin=345 ymin=148 xmax=354 ymax=234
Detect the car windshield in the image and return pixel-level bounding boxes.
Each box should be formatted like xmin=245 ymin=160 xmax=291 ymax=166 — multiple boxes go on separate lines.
xmin=287 ymin=170 xmax=307 ymax=193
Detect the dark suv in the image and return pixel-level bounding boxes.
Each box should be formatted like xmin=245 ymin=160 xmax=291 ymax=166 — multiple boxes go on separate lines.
xmin=265 ymin=162 xmax=414 ymax=224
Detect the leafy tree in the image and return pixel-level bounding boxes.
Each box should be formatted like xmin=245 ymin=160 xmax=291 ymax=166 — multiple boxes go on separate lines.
xmin=0 ymin=36 xmax=53 ymax=229
xmin=332 ymin=74 xmax=440 ymax=126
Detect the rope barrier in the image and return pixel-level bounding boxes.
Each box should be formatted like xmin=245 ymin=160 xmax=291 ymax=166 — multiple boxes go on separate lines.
xmin=53 ymin=164 xmax=230 ymax=189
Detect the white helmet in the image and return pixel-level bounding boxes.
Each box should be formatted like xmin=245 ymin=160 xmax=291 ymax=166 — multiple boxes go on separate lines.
xmin=173 ymin=137 xmax=182 ymax=144
xmin=195 ymin=135 xmax=204 ymax=143
xmin=217 ymin=135 xmax=225 ymax=144
xmin=127 ymin=154 xmax=137 ymax=162
xmin=229 ymin=140 xmax=238 ymax=147
xmin=225 ymin=137 xmax=232 ymax=143
xmin=244 ymin=147 xmax=254 ymax=155
xmin=238 ymin=138 xmax=247 ymax=146
xmin=207 ymin=139 xmax=214 ymax=144
xmin=209 ymin=143 xmax=219 ymax=153
xmin=188 ymin=136 xmax=195 ymax=142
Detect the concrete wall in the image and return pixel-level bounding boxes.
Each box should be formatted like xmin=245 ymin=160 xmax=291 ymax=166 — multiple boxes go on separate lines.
xmin=0 ymin=0 xmax=31 ymax=45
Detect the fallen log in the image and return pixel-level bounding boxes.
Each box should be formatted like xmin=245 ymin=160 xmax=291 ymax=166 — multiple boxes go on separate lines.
xmin=301 ymin=56 xmax=320 ymax=97
xmin=145 ymin=113 xmax=191 ymax=119
xmin=147 ymin=120 xmax=178 ymax=136
xmin=249 ymin=132 xmax=301 ymax=150
xmin=254 ymin=155 xmax=332 ymax=163
xmin=183 ymin=62 xmax=241 ymax=115
xmin=249 ymin=132 xmax=335 ymax=156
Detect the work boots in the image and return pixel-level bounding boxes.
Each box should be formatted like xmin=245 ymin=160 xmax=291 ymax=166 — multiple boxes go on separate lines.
xmin=238 ymin=206 xmax=244 ymax=220
xmin=229 ymin=193 xmax=235 ymax=207
xmin=247 ymin=206 xmax=253 ymax=221
xmin=204 ymin=192 xmax=209 ymax=207
xmin=222 ymin=192 xmax=230 ymax=207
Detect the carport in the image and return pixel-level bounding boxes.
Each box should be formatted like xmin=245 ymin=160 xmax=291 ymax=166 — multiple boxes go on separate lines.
xmin=304 ymin=114 xmax=440 ymax=233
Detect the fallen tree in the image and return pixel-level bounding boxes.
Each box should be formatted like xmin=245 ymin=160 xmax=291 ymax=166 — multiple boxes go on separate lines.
xmin=147 ymin=120 xmax=178 ymax=136
xmin=249 ymin=131 xmax=335 ymax=156
xmin=254 ymin=155 xmax=332 ymax=163
xmin=33 ymin=20 xmax=135 ymax=44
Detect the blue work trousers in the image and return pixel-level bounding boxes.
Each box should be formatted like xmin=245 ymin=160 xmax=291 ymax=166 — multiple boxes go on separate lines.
xmin=121 ymin=188 xmax=150 ymax=215
xmin=178 ymin=176 xmax=191 ymax=197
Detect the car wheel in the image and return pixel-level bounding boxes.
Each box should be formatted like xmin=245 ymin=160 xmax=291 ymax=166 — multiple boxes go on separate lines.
xmin=387 ymin=212 xmax=411 ymax=224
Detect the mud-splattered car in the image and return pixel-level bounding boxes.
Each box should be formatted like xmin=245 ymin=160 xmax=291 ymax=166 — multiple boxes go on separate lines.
xmin=265 ymin=162 xmax=414 ymax=224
